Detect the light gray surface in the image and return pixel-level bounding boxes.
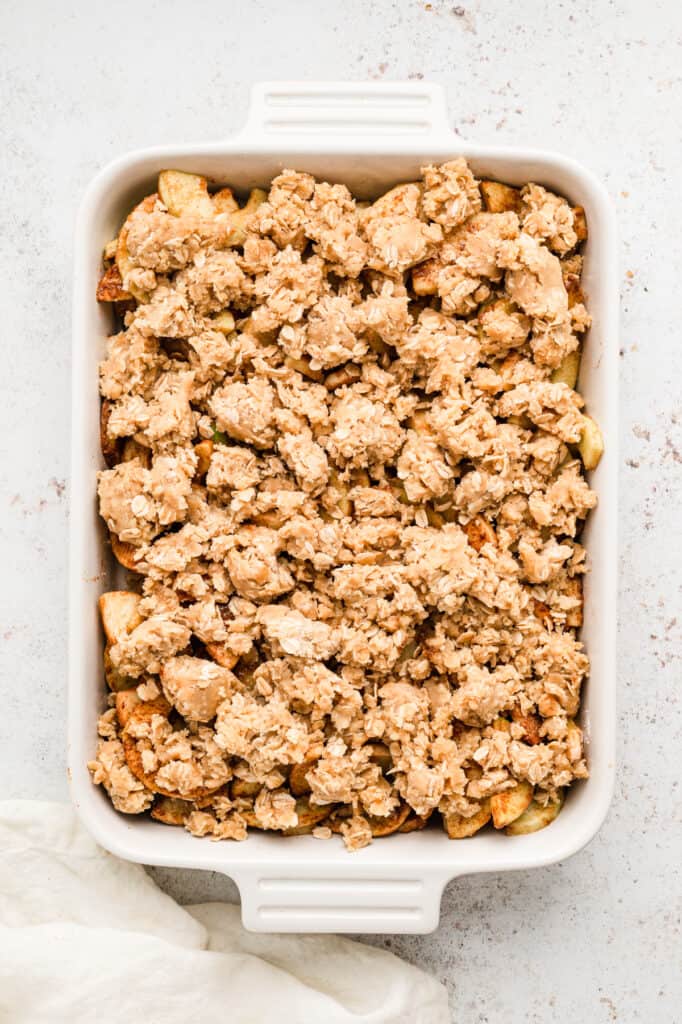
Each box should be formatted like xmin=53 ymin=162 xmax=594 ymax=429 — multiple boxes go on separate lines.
xmin=1 ymin=0 xmax=680 ymax=1020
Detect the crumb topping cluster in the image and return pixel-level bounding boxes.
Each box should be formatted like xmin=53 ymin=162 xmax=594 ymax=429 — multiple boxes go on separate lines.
xmin=89 ymin=161 xmax=598 ymax=848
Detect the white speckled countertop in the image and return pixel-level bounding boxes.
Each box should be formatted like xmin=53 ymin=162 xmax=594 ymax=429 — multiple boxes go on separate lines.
xmin=1 ymin=1 xmax=680 ymax=1019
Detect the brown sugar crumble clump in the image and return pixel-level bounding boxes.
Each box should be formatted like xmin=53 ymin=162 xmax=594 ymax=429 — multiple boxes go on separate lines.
xmin=89 ymin=164 xmax=601 ymax=849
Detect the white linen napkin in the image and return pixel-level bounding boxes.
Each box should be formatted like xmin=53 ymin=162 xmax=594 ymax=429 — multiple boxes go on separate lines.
xmin=0 ymin=801 xmax=449 ymax=1023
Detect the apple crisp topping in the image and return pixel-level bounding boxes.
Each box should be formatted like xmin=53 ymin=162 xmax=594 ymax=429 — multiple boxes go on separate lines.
xmin=89 ymin=161 xmax=602 ymax=849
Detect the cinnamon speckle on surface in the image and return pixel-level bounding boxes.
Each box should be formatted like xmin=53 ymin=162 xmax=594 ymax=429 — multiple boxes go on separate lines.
xmin=1 ymin=0 xmax=680 ymax=1020
xmin=49 ymin=477 xmax=66 ymax=498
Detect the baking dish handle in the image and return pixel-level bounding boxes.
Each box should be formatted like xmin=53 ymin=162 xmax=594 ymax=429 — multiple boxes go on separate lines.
xmin=231 ymin=866 xmax=448 ymax=934
xmin=238 ymin=81 xmax=451 ymax=141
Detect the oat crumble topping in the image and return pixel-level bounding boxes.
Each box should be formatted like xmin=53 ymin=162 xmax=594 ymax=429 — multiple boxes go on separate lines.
xmin=90 ymin=163 xmax=602 ymax=849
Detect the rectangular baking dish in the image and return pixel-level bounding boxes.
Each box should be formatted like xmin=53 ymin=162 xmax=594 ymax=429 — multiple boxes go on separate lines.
xmin=69 ymin=81 xmax=618 ymax=934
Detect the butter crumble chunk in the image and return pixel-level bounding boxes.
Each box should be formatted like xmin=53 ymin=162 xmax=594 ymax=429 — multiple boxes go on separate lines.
xmin=91 ymin=160 xmax=600 ymax=848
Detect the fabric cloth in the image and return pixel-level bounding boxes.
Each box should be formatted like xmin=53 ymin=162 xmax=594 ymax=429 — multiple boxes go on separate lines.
xmin=0 ymin=801 xmax=449 ymax=1023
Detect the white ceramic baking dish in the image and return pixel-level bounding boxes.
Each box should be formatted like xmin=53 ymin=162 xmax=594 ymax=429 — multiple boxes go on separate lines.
xmin=69 ymin=82 xmax=618 ymax=934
